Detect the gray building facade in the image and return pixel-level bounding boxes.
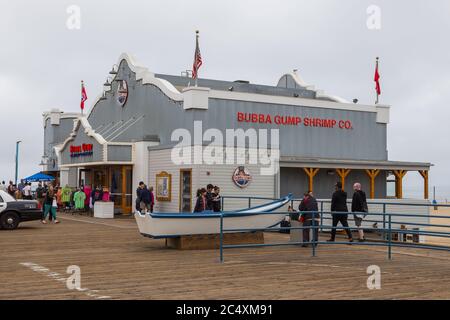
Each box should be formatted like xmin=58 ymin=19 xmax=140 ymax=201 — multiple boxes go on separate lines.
xmin=42 ymin=53 xmax=431 ymax=214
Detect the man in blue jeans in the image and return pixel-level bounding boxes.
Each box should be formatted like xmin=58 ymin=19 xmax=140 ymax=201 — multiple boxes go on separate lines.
xmin=299 ymin=191 xmax=320 ymax=247
xmin=328 ymin=181 xmax=353 ymax=243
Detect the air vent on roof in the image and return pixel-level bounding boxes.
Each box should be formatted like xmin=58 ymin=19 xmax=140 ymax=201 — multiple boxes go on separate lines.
xmin=233 ymin=80 xmax=250 ymax=84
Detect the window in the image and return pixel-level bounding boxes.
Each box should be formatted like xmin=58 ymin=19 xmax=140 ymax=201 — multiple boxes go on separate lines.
xmin=179 ymin=169 xmax=192 ymax=212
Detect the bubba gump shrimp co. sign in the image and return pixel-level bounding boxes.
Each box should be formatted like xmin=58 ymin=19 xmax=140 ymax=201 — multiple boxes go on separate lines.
xmin=70 ymin=143 xmax=93 ymax=158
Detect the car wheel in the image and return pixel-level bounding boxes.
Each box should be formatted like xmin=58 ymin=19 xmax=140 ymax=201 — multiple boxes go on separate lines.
xmin=0 ymin=212 xmax=20 ymax=230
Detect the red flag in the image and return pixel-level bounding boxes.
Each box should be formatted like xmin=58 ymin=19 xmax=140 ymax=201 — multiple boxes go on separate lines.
xmin=81 ymin=81 xmax=88 ymax=110
xmin=192 ymin=31 xmax=202 ymax=80
xmin=374 ymin=58 xmax=381 ymax=96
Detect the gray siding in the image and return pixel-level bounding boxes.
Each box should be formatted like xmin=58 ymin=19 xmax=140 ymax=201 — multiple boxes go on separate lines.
xmin=107 ymin=145 xmax=132 ymax=162
xmin=43 ymin=117 xmax=75 ymax=171
xmin=87 ymin=59 xmax=387 ymax=161
xmin=148 ymin=147 xmax=276 ymax=213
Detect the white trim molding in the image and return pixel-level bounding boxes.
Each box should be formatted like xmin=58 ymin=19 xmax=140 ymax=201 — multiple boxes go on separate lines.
xmin=59 ymin=117 xmax=108 ymax=154
xmin=86 ymin=53 xmax=390 ymax=123
xmin=87 ymin=53 xmax=183 ymax=118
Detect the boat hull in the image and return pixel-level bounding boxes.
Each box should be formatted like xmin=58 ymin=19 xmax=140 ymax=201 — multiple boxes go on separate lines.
xmin=135 ymin=212 xmax=287 ymax=238
xmin=135 ymin=194 xmax=292 ymax=238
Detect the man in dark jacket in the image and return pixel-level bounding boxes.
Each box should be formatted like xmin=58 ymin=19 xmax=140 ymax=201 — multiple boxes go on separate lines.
xmin=327 ymin=181 xmax=353 ymax=242
xmin=205 ymin=184 xmax=214 ymax=210
xmin=139 ymin=184 xmax=152 ymax=213
xmin=299 ymin=191 xmax=320 ymax=247
xmin=352 ymin=182 xmax=368 ymax=242
xmin=136 ymin=182 xmax=144 ymax=212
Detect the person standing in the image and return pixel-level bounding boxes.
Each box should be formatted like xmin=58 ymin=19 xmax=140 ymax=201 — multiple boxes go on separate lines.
xmin=212 ymin=186 xmax=221 ymax=212
xmin=7 ymin=181 xmax=16 ymax=198
xmin=299 ymin=191 xmax=320 ymax=247
xmin=56 ymin=186 xmax=63 ymax=210
xmin=136 ymin=182 xmax=144 ymax=212
xmin=22 ymin=183 xmax=32 ymax=200
xmin=327 ymin=181 xmax=353 ymax=243
xmin=194 ymin=188 xmax=207 ymax=213
xmin=205 ymin=184 xmax=214 ymax=211
xmin=42 ymin=186 xmax=59 ymax=224
xmin=18 ymin=180 xmax=25 ymax=196
xmin=139 ymin=184 xmax=151 ymax=213
xmin=36 ymin=182 xmax=45 ymax=211
xmin=352 ymin=182 xmax=368 ymax=242
xmin=149 ymin=186 xmax=155 ymax=213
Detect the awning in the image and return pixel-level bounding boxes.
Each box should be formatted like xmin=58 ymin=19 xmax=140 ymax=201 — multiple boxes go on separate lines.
xmin=23 ymin=172 xmax=55 ymax=182
xmin=280 ymin=156 xmax=432 ymax=171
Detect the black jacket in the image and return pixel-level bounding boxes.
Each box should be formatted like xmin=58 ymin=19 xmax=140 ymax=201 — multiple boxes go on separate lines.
xmin=194 ymin=196 xmax=207 ymax=213
xmin=212 ymin=193 xmax=221 ymax=212
xmin=205 ymin=191 xmax=214 ymax=210
xmin=331 ymin=190 xmax=348 ymax=213
xmin=352 ymin=190 xmax=367 ymax=213
xmin=139 ymin=187 xmax=151 ymax=204
xmin=299 ymin=196 xmax=319 ymax=220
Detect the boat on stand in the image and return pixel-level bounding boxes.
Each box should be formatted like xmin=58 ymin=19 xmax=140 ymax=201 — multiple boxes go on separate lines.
xmin=135 ymin=194 xmax=292 ymax=238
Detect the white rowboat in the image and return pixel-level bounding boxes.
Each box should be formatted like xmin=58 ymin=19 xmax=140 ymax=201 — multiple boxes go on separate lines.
xmin=135 ymin=194 xmax=292 ymax=238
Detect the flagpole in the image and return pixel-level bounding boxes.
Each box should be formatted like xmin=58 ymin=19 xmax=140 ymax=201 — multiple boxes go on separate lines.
xmin=375 ymin=57 xmax=379 ymax=105
xmin=81 ymin=80 xmax=84 ymax=116
xmin=195 ymin=30 xmax=199 ymax=87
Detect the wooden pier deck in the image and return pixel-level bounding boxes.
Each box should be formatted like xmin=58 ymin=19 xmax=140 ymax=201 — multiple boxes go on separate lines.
xmin=1 ymin=213 xmax=449 ymax=300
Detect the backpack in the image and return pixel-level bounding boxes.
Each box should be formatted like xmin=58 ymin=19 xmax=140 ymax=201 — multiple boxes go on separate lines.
xmin=280 ymin=219 xmax=291 ymax=234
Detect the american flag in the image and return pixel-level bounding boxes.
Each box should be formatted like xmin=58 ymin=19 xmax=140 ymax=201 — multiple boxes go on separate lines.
xmin=192 ymin=31 xmax=202 ymax=80
xmin=80 ymin=80 xmax=88 ymax=111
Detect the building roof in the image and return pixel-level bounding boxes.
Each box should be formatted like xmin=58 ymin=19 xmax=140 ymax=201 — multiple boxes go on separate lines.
xmin=280 ymin=156 xmax=432 ymax=171
xmin=87 ymin=53 xmax=390 ymax=121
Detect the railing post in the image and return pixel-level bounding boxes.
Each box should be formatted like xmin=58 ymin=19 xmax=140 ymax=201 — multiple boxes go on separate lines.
xmin=382 ymin=203 xmax=386 ymax=241
xmin=220 ymin=213 xmax=224 ymax=263
xmin=221 ymin=196 xmax=224 ymax=212
xmin=388 ymin=214 xmax=392 ymax=260
xmin=320 ymin=201 xmax=324 ymax=233
xmin=312 ymin=213 xmax=316 ymax=257
xmin=248 ymin=197 xmax=251 ymax=209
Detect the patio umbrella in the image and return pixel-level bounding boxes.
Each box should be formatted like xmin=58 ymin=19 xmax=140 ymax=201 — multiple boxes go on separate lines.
xmin=23 ymin=172 xmax=55 ymax=183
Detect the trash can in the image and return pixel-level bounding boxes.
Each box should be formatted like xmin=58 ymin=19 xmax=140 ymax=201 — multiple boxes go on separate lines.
xmin=290 ymin=220 xmax=303 ymax=244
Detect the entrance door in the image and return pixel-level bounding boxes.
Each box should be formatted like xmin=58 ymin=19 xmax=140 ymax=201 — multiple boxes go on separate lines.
xmin=109 ymin=165 xmax=133 ymax=215
xmin=122 ymin=166 xmax=132 ymax=214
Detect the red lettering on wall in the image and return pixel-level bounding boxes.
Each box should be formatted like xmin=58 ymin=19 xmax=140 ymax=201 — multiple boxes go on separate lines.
xmin=236 ymin=112 xmax=352 ymax=130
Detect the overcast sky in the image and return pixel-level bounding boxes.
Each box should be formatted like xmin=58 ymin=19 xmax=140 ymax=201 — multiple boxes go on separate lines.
xmin=1 ymin=0 xmax=449 ymax=199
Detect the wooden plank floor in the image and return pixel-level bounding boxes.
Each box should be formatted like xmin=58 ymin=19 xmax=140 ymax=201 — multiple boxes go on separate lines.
xmin=1 ymin=213 xmax=449 ymax=300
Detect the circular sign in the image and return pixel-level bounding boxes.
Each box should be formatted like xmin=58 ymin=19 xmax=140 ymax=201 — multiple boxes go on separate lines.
xmin=117 ymin=80 xmax=128 ymax=106
xmin=232 ymin=166 xmax=252 ymax=188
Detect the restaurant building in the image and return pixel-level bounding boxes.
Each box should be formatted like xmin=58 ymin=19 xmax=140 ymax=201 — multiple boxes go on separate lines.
xmin=41 ymin=53 xmax=431 ymax=215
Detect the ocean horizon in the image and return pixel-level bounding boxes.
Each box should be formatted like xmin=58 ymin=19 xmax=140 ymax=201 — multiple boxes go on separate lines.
xmin=390 ymin=184 xmax=450 ymax=202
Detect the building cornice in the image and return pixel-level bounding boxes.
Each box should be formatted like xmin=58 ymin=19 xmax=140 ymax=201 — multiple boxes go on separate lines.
xmin=86 ymin=52 xmax=390 ymax=123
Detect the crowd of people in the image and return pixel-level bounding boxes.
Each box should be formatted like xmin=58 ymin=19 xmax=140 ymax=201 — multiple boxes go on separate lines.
xmin=291 ymin=181 xmax=368 ymax=247
xmin=0 ymin=180 xmax=34 ymax=200
xmin=0 ymin=180 xmax=113 ymax=224
xmin=194 ymin=184 xmax=221 ymax=213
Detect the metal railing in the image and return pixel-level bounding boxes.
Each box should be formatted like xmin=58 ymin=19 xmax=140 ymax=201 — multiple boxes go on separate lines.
xmin=218 ymin=196 xmax=450 ymax=263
